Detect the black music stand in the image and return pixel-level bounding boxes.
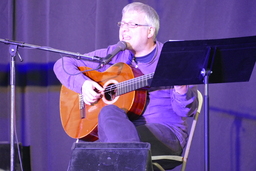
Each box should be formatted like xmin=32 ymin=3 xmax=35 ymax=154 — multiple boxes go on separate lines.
xmin=150 ymin=35 xmax=256 ymax=171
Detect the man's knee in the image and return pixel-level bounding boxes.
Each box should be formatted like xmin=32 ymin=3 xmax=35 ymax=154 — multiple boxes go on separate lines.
xmin=99 ymin=105 xmax=126 ymax=120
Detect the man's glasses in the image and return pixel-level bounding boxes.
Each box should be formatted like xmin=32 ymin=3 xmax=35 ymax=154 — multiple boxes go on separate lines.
xmin=117 ymin=21 xmax=150 ymax=28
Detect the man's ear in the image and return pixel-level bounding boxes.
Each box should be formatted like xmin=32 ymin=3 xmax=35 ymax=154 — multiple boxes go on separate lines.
xmin=147 ymin=27 xmax=155 ymax=39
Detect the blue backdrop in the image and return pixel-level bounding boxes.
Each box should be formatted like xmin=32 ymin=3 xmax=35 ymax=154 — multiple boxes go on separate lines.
xmin=0 ymin=0 xmax=256 ymax=170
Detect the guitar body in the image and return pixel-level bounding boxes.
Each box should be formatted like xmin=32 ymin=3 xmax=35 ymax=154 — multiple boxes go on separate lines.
xmin=60 ymin=63 xmax=147 ymax=141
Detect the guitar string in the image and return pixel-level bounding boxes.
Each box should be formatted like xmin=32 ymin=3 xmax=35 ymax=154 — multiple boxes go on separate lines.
xmin=106 ymin=72 xmax=154 ymax=92
xmin=103 ymin=73 xmax=153 ymax=93
xmin=103 ymin=73 xmax=154 ymax=94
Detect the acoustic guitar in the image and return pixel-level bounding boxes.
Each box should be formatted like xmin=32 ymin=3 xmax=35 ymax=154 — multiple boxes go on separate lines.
xmin=59 ymin=62 xmax=154 ymax=141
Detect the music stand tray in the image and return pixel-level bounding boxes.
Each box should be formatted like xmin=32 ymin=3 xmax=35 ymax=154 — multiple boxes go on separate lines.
xmin=151 ymin=35 xmax=256 ymax=87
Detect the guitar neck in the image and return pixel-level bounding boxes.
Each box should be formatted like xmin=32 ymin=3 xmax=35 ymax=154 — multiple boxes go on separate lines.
xmin=115 ymin=72 xmax=154 ymax=96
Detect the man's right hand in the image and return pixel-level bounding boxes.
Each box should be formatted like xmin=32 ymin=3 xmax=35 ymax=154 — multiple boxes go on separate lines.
xmin=82 ymin=80 xmax=104 ymax=105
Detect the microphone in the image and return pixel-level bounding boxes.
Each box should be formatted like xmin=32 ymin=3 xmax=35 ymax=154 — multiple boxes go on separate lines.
xmin=101 ymin=41 xmax=127 ymax=66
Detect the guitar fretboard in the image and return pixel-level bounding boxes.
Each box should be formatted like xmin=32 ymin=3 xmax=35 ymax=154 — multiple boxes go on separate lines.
xmin=116 ymin=72 xmax=154 ymax=96
xmin=104 ymin=72 xmax=154 ymax=96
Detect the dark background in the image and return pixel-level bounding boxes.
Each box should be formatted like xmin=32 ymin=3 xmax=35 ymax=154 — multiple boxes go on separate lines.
xmin=0 ymin=0 xmax=256 ymax=170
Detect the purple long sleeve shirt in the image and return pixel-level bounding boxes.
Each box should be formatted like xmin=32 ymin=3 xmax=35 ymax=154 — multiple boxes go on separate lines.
xmin=53 ymin=41 xmax=198 ymax=148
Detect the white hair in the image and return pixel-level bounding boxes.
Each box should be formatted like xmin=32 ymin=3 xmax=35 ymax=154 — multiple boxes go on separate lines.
xmin=122 ymin=2 xmax=160 ymax=39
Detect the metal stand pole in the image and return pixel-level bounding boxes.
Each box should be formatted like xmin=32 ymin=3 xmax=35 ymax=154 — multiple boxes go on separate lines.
xmin=201 ymin=69 xmax=212 ymax=171
xmin=9 ymin=45 xmax=18 ymax=171
xmin=204 ymin=74 xmax=209 ymax=171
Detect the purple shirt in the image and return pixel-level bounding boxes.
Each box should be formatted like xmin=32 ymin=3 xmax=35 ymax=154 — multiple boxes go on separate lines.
xmin=53 ymin=41 xmax=198 ymax=148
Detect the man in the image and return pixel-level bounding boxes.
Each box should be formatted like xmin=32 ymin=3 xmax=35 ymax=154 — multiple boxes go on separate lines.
xmin=54 ymin=2 xmax=198 ymax=168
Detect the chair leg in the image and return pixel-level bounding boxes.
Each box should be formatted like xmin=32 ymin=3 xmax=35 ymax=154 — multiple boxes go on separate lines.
xmin=181 ymin=161 xmax=187 ymax=171
xmin=152 ymin=162 xmax=165 ymax=171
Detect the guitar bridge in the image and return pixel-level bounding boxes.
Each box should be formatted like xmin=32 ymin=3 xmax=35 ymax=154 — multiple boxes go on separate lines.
xmin=79 ymin=94 xmax=85 ymax=119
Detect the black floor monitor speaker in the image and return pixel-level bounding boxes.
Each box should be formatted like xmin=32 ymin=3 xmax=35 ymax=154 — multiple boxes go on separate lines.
xmin=68 ymin=142 xmax=153 ymax=171
xmin=0 ymin=142 xmax=31 ymax=171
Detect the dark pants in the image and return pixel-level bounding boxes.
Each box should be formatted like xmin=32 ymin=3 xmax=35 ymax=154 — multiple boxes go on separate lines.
xmin=98 ymin=105 xmax=182 ymax=156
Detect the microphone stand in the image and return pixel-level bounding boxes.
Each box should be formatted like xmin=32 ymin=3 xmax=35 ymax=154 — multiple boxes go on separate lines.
xmin=9 ymin=44 xmax=18 ymax=171
xmin=0 ymin=38 xmax=103 ymax=171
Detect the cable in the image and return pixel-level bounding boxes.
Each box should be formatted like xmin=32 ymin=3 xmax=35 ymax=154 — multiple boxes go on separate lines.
xmin=14 ymin=121 xmax=24 ymax=171
xmin=61 ymin=55 xmax=101 ymax=76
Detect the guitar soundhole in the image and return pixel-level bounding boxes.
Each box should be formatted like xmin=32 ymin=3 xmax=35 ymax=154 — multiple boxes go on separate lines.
xmin=104 ymin=83 xmax=117 ymax=101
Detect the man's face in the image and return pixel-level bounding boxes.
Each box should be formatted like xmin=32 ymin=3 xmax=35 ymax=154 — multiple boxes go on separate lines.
xmin=119 ymin=11 xmax=149 ymax=53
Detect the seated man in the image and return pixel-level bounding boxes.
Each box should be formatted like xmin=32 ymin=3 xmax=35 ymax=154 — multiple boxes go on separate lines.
xmin=54 ymin=2 xmax=198 ymax=169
